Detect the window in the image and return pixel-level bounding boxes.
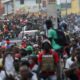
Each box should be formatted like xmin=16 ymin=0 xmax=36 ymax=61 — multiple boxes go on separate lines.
xmin=43 ymin=1 xmax=46 ymax=7
xmin=20 ymin=0 xmax=24 ymax=4
xmin=48 ymin=0 xmax=55 ymax=4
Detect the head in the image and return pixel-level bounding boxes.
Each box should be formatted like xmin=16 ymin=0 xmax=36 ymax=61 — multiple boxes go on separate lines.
xmin=42 ymin=40 xmax=51 ymax=52
xmin=19 ymin=49 xmax=27 ymax=57
xmin=45 ymin=19 xmax=53 ymax=29
xmin=6 ymin=38 xmax=10 ymax=45
xmin=19 ymin=66 xmax=31 ymax=79
xmin=28 ymin=55 xmax=37 ymax=65
xmin=25 ymin=46 xmax=33 ymax=55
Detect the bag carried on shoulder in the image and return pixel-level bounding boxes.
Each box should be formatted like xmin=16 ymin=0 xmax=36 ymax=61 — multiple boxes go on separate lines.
xmin=41 ymin=54 xmax=54 ymax=72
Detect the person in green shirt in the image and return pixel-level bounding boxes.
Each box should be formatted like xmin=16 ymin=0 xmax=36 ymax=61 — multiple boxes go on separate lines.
xmin=45 ymin=19 xmax=62 ymax=51
xmin=25 ymin=45 xmax=36 ymax=57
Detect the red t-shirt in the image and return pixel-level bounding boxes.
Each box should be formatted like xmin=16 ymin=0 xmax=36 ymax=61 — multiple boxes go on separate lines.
xmin=38 ymin=49 xmax=59 ymax=64
xmin=38 ymin=49 xmax=59 ymax=76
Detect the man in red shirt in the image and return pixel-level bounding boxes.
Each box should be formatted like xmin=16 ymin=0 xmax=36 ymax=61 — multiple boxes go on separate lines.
xmin=38 ymin=39 xmax=59 ymax=80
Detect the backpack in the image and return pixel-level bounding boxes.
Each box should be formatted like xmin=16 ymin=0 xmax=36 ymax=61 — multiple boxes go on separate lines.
xmin=55 ymin=29 xmax=67 ymax=46
xmin=41 ymin=53 xmax=54 ymax=72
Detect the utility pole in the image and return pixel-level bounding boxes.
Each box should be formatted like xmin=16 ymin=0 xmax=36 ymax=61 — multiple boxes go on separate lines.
xmin=66 ymin=0 xmax=67 ymax=16
xmin=7 ymin=2 xmax=8 ymax=15
xmin=5 ymin=1 xmax=9 ymax=16
xmin=47 ymin=0 xmax=58 ymax=29
xmin=36 ymin=0 xmax=41 ymax=13
xmin=78 ymin=0 xmax=80 ymax=13
xmin=60 ymin=0 xmax=61 ymax=17
xmin=13 ymin=0 xmax=16 ymax=14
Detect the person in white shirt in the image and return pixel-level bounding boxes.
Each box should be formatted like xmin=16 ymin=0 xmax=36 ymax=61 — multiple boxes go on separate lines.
xmin=65 ymin=49 xmax=77 ymax=69
xmin=0 ymin=70 xmax=6 ymax=80
xmin=65 ymin=49 xmax=79 ymax=80
xmin=3 ymin=52 xmax=15 ymax=76
xmin=0 ymin=77 xmax=2 ymax=80
xmin=65 ymin=57 xmax=74 ymax=69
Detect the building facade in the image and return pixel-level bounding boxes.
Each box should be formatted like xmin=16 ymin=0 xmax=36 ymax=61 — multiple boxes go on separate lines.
xmin=0 ymin=0 xmax=4 ymax=16
xmin=2 ymin=0 xmax=42 ymax=15
xmin=59 ymin=0 xmax=80 ymax=15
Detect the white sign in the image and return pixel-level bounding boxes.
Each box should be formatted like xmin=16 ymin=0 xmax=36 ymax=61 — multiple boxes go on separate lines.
xmin=47 ymin=2 xmax=58 ymax=29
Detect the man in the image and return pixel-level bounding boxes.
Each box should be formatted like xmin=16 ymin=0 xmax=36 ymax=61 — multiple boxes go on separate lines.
xmin=65 ymin=49 xmax=78 ymax=80
xmin=45 ymin=19 xmax=62 ymax=51
xmin=59 ymin=20 xmax=67 ymax=31
xmin=19 ymin=65 xmax=38 ymax=80
xmin=45 ymin=20 xmax=67 ymax=80
xmin=38 ymin=40 xmax=59 ymax=80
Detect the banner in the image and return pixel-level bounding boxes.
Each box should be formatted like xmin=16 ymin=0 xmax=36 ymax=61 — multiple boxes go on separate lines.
xmin=41 ymin=55 xmax=54 ymax=71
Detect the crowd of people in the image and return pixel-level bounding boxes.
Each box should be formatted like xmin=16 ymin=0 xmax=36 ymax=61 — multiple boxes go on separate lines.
xmin=60 ymin=14 xmax=80 ymax=38
xmin=0 ymin=14 xmax=46 ymax=39
xmin=0 ymin=13 xmax=79 ymax=80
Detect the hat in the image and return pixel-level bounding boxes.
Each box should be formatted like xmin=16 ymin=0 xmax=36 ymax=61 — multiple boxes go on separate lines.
xmin=42 ymin=39 xmax=51 ymax=45
xmin=23 ymin=36 xmax=27 ymax=40
xmin=25 ymin=46 xmax=33 ymax=51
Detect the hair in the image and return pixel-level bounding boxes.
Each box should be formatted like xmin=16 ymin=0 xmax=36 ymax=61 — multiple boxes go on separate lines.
xmin=20 ymin=49 xmax=27 ymax=57
xmin=45 ymin=19 xmax=53 ymax=29
xmin=19 ymin=65 xmax=30 ymax=73
xmin=42 ymin=41 xmax=51 ymax=51
xmin=20 ymin=60 xmax=29 ymax=67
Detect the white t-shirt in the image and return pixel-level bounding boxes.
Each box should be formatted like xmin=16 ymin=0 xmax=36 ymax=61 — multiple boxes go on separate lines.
xmin=74 ymin=26 xmax=79 ymax=32
xmin=31 ymin=72 xmax=38 ymax=80
xmin=32 ymin=65 xmax=38 ymax=72
xmin=4 ymin=54 xmax=15 ymax=75
xmin=0 ymin=71 xmax=6 ymax=80
xmin=65 ymin=57 xmax=74 ymax=69
xmin=0 ymin=77 xmax=2 ymax=80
